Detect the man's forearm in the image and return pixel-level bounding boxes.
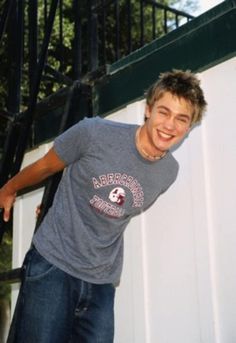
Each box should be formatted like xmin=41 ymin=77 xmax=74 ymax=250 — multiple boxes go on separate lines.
xmin=3 ymin=160 xmax=53 ymax=195
xmin=0 ymin=160 xmax=53 ymax=222
xmin=0 ymin=147 xmax=66 ymax=221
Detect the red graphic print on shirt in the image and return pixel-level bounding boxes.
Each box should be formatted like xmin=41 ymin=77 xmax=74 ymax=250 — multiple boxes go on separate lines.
xmin=89 ymin=173 xmax=144 ymax=218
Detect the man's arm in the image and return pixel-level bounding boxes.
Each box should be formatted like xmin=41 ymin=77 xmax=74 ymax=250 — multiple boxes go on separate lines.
xmin=0 ymin=147 xmax=66 ymax=222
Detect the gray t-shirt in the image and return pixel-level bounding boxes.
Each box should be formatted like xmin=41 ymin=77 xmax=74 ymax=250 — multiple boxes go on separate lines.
xmin=33 ymin=117 xmax=179 ymax=285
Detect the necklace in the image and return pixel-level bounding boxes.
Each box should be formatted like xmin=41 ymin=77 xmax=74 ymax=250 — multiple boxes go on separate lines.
xmin=135 ymin=127 xmax=166 ymax=161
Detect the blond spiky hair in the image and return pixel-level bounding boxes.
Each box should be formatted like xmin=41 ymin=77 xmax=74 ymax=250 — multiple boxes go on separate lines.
xmin=145 ymin=70 xmax=207 ymax=125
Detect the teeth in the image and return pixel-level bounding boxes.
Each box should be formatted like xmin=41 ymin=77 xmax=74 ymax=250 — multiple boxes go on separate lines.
xmin=158 ymin=132 xmax=173 ymax=139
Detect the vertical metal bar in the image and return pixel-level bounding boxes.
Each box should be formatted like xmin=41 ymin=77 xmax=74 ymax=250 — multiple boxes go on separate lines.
xmin=175 ymin=13 xmax=179 ymax=28
xmin=152 ymin=4 xmax=156 ymax=40
xmin=28 ymin=0 xmax=38 ymax=99
xmin=127 ymin=0 xmax=132 ymax=54
xmin=72 ymin=0 xmax=82 ymax=79
xmin=87 ymin=0 xmax=91 ymax=73
xmin=100 ymin=0 xmax=106 ymax=65
xmin=114 ymin=0 xmax=120 ymax=61
xmin=7 ymin=0 xmax=24 ymax=115
xmin=164 ymin=9 xmax=168 ymax=34
xmin=59 ymin=0 xmax=63 ymax=71
xmin=140 ymin=0 xmax=144 ymax=46
xmin=88 ymin=0 xmax=98 ymax=72
xmin=44 ymin=0 xmax=48 ymax=33
xmin=0 ymin=0 xmax=15 ymax=43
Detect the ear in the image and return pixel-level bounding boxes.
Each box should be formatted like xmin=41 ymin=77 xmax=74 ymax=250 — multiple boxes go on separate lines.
xmin=145 ymin=104 xmax=151 ymax=120
xmin=184 ymin=125 xmax=191 ymax=137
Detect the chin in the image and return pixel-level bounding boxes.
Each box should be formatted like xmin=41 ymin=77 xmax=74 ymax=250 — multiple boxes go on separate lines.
xmin=155 ymin=143 xmax=171 ymax=152
xmin=157 ymin=140 xmax=177 ymax=151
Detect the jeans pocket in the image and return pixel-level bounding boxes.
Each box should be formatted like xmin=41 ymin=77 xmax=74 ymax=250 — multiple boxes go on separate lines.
xmin=25 ymin=248 xmax=56 ymax=281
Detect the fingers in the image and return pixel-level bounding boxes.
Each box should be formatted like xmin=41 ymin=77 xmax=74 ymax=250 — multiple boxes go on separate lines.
xmin=0 ymin=193 xmax=16 ymax=222
xmin=0 ymin=208 xmax=11 ymax=222
xmin=0 ymin=207 xmax=11 ymax=222
xmin=35 ymin=204 xmax=42 ymax=218
xmin=3 ymin=207 xmax=11 ymax=222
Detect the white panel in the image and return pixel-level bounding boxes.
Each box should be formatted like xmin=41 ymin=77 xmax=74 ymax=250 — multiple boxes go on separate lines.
xmin=187 ymin=124 xmax=216 ymax=343
xmin=13 ymin=189 xmax=44 ymax=268
xmin=11 ymin=188 xmax=44 ymax=314
xmin=143 ymin=151 xmax=203 ymax=342
xmin=108 ymin=97 xmax=216 ymax=342
xmin=12 ymin=143 xmax=52 ymax=267
xmin=142 ymin=122 xmax=216 ymax=343
xmin=200 ymin=58 xmax=236 ymax=343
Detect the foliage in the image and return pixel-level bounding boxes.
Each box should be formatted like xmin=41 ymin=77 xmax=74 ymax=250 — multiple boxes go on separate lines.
xmin=0 ymin=229 xmax=12 ymax=301
xmin=0 ymin=0 xmax=198 ymax=114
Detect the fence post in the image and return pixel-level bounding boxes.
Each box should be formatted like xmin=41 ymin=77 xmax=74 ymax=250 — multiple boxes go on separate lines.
xmin=88 ymin=0 xmax=98 ymax=72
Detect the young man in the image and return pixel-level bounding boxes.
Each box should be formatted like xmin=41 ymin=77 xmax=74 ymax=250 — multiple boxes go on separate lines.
xmin=0 ymin=70 xmax=207 ymax=343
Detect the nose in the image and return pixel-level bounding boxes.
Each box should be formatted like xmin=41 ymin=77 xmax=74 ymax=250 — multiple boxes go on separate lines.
xmin=163 ymin=115 xmax=175 ymax=131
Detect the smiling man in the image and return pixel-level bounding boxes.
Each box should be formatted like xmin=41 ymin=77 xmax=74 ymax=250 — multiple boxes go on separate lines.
xmin=141 ymin=92 xmax=192 ymax=156
xmin=138 ymin=71 xmax=206 ymax=161
xmin=0 ymin=70 xmax=207 ymax=343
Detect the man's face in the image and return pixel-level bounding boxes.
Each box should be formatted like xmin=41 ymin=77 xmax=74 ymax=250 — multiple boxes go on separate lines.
xmin=143 ymin=91 xmax=193 ymax=155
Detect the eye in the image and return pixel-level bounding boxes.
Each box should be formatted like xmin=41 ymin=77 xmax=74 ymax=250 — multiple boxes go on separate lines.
xmin=178 ymin=118 xmax=187 ymax=123
xmin=159 ymin=111 xmax=168 ymax=116
xmin=177 ymin=116 xmax=190 ymax=124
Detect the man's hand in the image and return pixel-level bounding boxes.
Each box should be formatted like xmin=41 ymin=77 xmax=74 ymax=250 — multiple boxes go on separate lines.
xmin=0 ymin=185 xmax=16 ymax=222
xmin=35 ymin=204 xmax=42 ymax=218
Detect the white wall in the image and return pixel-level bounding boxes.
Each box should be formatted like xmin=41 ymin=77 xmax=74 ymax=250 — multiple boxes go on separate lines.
xmin=12 ymin=57 xmax=236 ymax=343
xmin=200 ymin=60 xmax=236 ymax=343
xmin=109 ymin=99 xmax=216 ymax=343
xmin=110 ymin=57 xmax=236 ymax=343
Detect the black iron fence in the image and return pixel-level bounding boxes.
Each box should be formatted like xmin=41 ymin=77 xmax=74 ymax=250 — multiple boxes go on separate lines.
xmin=94 ymin=0 xmax=194 ymax=66
xmin=0 ymin=0 xmax=193 ymax=115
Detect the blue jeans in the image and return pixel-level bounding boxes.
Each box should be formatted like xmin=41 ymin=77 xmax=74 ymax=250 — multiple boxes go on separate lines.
xmin=7 ymin=247 xmax=115 ymax=343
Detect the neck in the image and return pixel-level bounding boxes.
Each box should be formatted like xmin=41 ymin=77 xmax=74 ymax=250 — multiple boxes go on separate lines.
xmin=135 ymin=126 xmax=166 ymax=161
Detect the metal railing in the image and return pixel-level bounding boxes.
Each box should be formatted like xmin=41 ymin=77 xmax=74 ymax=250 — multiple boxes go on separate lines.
xmin=92 ymin=0 xmax=193 ymax=65
xmin=0 ymin=0 xmax=194 ymax=116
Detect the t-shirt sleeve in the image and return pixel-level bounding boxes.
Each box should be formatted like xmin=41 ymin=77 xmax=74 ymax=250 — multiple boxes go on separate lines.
xmin=53 ymin=117 xmax=93 ymax=165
